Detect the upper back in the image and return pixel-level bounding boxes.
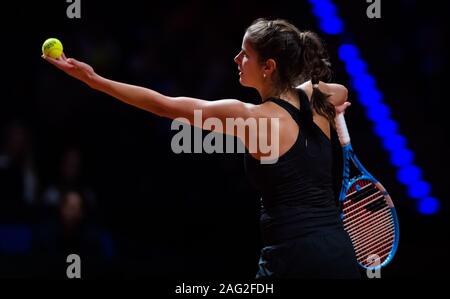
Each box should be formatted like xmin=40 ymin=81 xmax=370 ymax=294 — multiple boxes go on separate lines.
xmin=248 ymin=82 xmax=336 ymax=160
xmin=244 ymin=88 xmax=338 ymax=208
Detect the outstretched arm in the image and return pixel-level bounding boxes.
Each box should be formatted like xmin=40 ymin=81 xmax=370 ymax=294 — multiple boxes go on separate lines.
xmin=42 ymin=54 xmax=255 ymax=133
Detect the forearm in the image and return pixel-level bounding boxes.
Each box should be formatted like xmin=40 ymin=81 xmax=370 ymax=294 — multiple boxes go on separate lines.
xmin=90 ymin=74 xmax=171 ymax=117
xmin=43 ymin=55 xmax=205 ymax=120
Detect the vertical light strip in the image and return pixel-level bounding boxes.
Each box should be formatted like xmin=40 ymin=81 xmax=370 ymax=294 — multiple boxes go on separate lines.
xmin=308 ymin=0 xmax=440 ymax=214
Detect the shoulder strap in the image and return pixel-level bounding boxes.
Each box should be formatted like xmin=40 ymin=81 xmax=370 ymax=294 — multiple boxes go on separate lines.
xmin=268 ymin=98 xmax=301 ymax=127
xmin=268 ymin=88 xmax=316 ymax=128
xmin=296 ymin=88 xmax=314 ymax=125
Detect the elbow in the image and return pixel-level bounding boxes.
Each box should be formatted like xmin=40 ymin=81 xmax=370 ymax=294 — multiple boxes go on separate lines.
xmin=154 ymin=96 xmax=180 ymax=120
xmin=139 ymin=93 xmax=171 ymax=118
xmin=331 ymin=84 xmax=349 ymax=106
xmin=340 ymin=85 xmax=349 ymax=105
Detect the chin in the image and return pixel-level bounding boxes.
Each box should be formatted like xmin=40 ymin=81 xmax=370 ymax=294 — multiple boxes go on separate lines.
xmin=239 ymin=77 xmax=250 ymax=87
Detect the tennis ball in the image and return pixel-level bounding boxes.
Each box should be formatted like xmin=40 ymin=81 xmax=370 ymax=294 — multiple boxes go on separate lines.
xmin=42 ymin=38 xmax=63 ymax=59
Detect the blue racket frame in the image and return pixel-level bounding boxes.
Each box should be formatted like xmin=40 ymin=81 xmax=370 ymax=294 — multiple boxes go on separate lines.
xmin=339 ymin=144 xmax=400 ymax=270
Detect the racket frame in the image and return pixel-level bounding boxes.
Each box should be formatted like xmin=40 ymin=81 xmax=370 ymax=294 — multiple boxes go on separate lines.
xmin=338 ymin=128 xmax=400 ymax=270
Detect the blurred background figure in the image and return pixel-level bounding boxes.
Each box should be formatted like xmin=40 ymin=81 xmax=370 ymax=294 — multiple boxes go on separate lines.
xmin=0 ymin=119 xmax=38 ymax=222
xmin=41 ymin=146 xmax=96 ymax=209
xmin=32 ymin=189 xmax=112 ymax=278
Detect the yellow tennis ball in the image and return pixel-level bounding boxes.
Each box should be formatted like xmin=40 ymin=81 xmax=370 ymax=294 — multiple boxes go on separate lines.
xmin=42 ymin=38 xmax=63 ymax=59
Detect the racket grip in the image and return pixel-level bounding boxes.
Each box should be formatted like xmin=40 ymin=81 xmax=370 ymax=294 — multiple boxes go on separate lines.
xmin=335 ymin=113 xmax=351 ymax=145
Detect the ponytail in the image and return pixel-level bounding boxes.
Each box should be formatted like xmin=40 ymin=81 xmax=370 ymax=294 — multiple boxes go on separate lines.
xmin=311 ymin=79 xmax=336 ymax=129
xmin=299 ymin=31 xmax=336 ymax=129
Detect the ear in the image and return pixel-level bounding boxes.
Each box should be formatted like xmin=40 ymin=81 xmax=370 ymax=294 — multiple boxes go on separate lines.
xmin=264 ymin=59 xmax=277 ymax=76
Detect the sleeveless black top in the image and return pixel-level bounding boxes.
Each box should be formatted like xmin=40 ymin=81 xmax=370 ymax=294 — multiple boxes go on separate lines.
xmin=245 ymin=88 xmax=344 ymax=245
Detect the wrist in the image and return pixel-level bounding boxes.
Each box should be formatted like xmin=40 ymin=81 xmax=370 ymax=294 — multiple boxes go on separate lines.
xmin=86 ymin=73 xmax=102 ymax=90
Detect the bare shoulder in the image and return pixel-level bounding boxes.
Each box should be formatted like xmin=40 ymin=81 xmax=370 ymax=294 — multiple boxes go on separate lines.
xmin=251 ymin=100 xmax=289 ymax=119
xmin=297 ymin=80 xmax=348 ymax=106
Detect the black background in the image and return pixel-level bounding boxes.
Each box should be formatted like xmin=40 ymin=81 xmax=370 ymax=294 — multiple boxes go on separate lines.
xmin=0 ymin=0 xmax=448 ymax=281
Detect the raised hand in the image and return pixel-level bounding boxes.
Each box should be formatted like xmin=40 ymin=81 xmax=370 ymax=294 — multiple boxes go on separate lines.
xmin=42 ymin=53 xmax=97 ymax=87
xmin=335 ymin=101 xmax=351 ymax=115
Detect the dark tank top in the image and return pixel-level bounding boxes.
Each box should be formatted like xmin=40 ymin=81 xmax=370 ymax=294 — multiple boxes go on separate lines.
xmin=245 ymin=88 xmax=344 ymax=245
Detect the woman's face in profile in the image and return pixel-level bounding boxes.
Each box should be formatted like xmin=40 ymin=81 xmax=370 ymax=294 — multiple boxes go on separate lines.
xmin=234 ymin=35 xmax=264 ymax=89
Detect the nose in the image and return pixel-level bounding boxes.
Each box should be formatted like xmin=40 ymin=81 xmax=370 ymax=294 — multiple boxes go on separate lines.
xmin=234 ymin=52 xmax=241 ymax=65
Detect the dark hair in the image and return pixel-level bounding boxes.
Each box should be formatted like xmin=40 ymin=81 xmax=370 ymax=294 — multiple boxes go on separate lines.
xmin=245 ymin=18 xmax=336 ymax=127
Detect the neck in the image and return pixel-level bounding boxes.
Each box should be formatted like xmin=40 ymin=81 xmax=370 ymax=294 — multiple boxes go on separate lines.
xmin=259 ymin=84 xmax=281 ymax=102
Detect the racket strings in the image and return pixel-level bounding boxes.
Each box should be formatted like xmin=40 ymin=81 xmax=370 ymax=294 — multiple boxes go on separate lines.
xmin=344 ymin=205 xmax=390 ymax=230
xmin=343 ymin=194 xmax=386 ymax=222
xmin=345 ymin=183 xmax=378 ymax=203
xmin=361 ymin=249 xmax=392 ymax=268
xmin=343 ymin=183 xmax=383 ymax=210
xmin=348 ymin=211 xmax=394 ymax=255
xmin=350 ymin=216 xmax=394 ymax=245
xmin=354 ymin=233 xmax=394 ymax=265
xmin=360 ymin=243 xmax=393 ymax=267
xmin=342 ymin=180 xmax=396 ymax=267
xmin=354 ymin=230 xmax=394 ymax=254
xmin=348 ymin=216 xmax=393 ymax=240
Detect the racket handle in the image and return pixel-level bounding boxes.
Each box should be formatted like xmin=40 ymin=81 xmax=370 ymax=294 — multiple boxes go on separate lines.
xmin=335 ymin=113 xmax=351 ymax=146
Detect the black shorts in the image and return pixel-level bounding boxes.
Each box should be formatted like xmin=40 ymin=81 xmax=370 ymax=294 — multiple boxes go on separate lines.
xmin=256 ymin=228 xmax=361 ymax=279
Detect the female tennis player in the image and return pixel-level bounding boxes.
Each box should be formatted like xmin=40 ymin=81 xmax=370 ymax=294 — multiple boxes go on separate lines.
xmin=42 ymin=18 xmax=359 ymax=278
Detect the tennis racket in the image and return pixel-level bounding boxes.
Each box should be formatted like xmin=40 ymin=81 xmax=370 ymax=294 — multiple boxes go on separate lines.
xmin=335 ymin=113 xmax=400 ymax=270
